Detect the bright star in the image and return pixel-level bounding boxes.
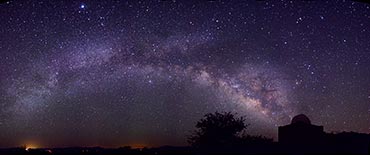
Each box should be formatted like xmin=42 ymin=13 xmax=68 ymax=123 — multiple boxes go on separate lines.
xmin=80 ymin=4 xmax=86 ymax=9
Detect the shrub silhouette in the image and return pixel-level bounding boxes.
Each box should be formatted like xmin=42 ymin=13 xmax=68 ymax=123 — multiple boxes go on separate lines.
xmin=188 ymin=111 xmax=248 ymax=150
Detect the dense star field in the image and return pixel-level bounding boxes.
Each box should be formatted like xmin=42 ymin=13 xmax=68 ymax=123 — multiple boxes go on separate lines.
xmin=0 ymin=0 xmax=369 ymax=148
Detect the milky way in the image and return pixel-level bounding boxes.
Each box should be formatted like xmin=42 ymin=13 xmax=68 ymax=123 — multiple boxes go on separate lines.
xmin=0 ymin=0 xmax=369 ymax=147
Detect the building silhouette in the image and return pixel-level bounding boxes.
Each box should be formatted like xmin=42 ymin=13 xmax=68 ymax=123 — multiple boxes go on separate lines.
xmin=278 ymin=114 xmax=370 ymax=154
xmin=278 ymin=114 xmax=324 ymax=145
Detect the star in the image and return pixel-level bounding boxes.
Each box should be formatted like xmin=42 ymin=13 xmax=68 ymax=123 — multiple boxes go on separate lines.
xmin=79 ymin=3 xmax=86 ymax=9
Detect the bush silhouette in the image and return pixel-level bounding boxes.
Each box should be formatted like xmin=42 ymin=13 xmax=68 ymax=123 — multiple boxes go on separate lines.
xmin=188 ymin=111 xmax=248 ymax=150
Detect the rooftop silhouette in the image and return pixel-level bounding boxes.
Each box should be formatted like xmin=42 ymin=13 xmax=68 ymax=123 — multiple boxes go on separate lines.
xmin=279 ymin=114 xmax=324 ymax=146
xmin=278 ymin=114 xmax=370 ymax=154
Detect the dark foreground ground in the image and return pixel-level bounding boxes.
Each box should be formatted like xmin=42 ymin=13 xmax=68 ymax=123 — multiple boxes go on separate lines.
xmin=1 ymin=143 xmax=369 ymax=155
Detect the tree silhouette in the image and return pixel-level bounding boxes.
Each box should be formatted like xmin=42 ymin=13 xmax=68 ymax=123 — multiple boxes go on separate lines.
xmin=188 ymin=111 xmax=248 ymax=150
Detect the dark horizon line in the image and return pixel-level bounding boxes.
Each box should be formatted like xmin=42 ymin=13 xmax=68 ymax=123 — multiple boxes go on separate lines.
xmin=2 ymin=130 xmax=369 ymax=150
xmin=0 ymin=144 xmax=191 ymax=150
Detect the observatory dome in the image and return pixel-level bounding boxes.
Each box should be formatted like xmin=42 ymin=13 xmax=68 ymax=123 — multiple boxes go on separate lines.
xmin=291 ymin=114 xmax=311 ymax=125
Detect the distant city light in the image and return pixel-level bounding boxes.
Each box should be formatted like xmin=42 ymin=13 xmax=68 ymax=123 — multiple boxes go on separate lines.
xmin=25 ymin=144 xmax=38 ymax=151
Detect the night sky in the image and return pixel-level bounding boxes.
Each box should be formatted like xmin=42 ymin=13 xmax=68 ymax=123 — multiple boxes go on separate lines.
xmin=0 ymin=0 xmax=369 ymax=148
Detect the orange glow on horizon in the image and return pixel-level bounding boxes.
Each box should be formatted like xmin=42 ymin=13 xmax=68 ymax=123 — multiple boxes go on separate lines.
xmin=128 ymin=143 xmax=148 ymax=149
xmin=23 ymin=142 xmax=40 ymax=151
xmin=21 ymin=141 xmax=154 ymax=149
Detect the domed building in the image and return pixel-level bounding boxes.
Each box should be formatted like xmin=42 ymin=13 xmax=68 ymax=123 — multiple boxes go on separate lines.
xmin=278 ymin=114 xmax=324 ymax=145
xmin=291 ymin=114 xmax=312 ymax=124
